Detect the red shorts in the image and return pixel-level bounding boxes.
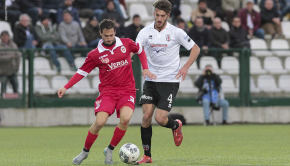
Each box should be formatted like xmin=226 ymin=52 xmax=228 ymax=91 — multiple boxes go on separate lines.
xmin=94 ymin=92 xmax=136 ymax=118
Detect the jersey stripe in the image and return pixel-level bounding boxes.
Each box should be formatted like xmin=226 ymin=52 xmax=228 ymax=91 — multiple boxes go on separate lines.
xmin=77 ymin=69 xmax=88 ymax=77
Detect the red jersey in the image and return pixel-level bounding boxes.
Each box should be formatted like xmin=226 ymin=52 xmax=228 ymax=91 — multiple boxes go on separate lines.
xmin=71 ymin=37 xmax=146 ymax=94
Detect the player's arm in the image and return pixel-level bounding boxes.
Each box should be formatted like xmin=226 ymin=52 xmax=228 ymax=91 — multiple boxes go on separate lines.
xmin=176 ymin=44 xmax=200 ymax=80
xmin=175 ymin=29 xmax=200 ymax=80
xmin=129 ymin=38 xmax=156 ymax=80
xmin=58 ymin=53 xmax=98 ymax=98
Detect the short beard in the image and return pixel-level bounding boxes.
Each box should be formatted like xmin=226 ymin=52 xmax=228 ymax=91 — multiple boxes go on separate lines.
xmin=154 ymin=21 xmax=167 ymax=31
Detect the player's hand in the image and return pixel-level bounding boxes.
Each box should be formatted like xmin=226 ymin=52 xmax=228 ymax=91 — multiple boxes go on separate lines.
xmin=143 ymin=69 xmax=156 ymax=80
xmin=57 ymin=87 xmax=67 ymax=98
xmin=176 ymin=66 xmax=188 ymax=80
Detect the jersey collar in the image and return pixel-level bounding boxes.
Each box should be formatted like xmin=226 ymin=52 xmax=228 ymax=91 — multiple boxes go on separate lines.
xmin=150 ymin=21 xmax=171 ymax=31
xmin=97 ymin=37 xmax=123 ymax=54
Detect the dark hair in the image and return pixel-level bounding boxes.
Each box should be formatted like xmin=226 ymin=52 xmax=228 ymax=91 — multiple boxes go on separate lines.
xmin=198 ymin=0 xmax=207 ymax=4
xmin=99 ymin=19 xmax=116 ymax=32
xmin=0 ymin=30 xmax=9 ymax=37
xmin=176 ymin=18 xmax=185 ymax=24
xmin=63 ymin=9 xmax=72 ymax=16
xmin=133 ymin=14 xmax=140 ymax=20
xmin=153 ymin=0 xmax=172 ymax=14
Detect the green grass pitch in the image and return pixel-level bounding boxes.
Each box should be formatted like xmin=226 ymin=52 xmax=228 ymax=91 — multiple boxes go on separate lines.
xmin=0 ymin=125 xmax=290 ymax=166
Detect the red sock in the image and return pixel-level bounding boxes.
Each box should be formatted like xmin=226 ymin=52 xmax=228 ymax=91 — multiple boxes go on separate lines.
xmin=109 ymin=127 xmax=126 ymax=148
xmin=84 ymin=131 xmax=98 ymax=151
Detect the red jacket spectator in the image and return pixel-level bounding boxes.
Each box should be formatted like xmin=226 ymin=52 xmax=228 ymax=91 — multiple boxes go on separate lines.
xmin=238 ymin=8 xmax=261 ymax=32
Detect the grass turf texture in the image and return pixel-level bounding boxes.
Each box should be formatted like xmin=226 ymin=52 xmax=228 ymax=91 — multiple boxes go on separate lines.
xmin=0 ymin=125 xmax=289 ymax=166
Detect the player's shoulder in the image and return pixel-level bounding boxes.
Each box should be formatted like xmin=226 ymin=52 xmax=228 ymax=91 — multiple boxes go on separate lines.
xmin=87 ymin=48 xmax=100 ymax=58
xmin=167 ymin=23 xmax=185 ymax=35
xmin=120 ymin=38 xmax=134 ymax=44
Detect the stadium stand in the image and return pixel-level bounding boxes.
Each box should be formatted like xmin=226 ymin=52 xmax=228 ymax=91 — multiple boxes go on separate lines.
xmin=270 ymin=39 xmax=290 ymax=57
xmin=58 ymin=57 xmax=75 ymax=76
xmin=0 ymin=21 xmax=13 ymax=37
xmin=34 ymin=57 xmax=57 ymax=76
xmin=34 ymin=76 xmax=55 ymax=95
xmin=250 ymin=39 xmax=273 ymax=57
xmin=281 ymin=21 xmax=290 ymax=39
xmin=221 ymin=57 xmax=239 ymax=74
xmin=264 ymin=57 xmax=286 ymax=74
xmin=250 ymin=56 xmax=266 ymax=74
xmin=180 ymin=4 xmax=192 ymax=21
xmin=220 ymin=75 xmax=238 ymax=94
xmin=278 ymin=75 xmax=290 ymax=92
xmin=257 ymin=75 xmax=281 ymax=93
xmin=200 ymin=56 xmax=223 ymax=74
xmin=129 ymin=3 xmax=152 ymax=22
xmin=73 ymin=77 xmax=94 ymax=94
xmin=179 ymin=77 xmax=198 ymax=94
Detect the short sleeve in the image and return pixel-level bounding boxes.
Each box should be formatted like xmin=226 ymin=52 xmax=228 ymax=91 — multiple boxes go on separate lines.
xmin=176 ymin=28 xmax=195 ymax=50
xmin=136 ymin=29 xmax=146 ymax=47
xmin=78 ymin=51 xmax=99 ymax=77
xmin=128 ymin=38 xmax=143 ymax=54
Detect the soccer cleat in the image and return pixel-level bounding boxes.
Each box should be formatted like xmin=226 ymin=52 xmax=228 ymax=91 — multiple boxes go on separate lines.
xmin=137 ymin=155 xmax=152 ymax=164
xmin=72 ymin=150 xmax=89 ymax=165
xmin=172 ymin=119 xmax=183 ymax=146
xmin=104 ymin=147 xmax=113 ymax=165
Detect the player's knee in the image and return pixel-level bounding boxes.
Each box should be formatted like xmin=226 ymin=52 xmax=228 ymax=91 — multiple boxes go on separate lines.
xmin=120 ymin=117 xmax=130 ymax=127
xmin=143 ymin=112 xmax=152 ymax=122
xmin=155 ymin=114 xmax=167 ymax=126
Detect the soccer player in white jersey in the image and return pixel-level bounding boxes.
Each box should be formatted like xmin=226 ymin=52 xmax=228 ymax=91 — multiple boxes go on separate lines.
xmin=136 ymin=0 xmax=200 ymax=163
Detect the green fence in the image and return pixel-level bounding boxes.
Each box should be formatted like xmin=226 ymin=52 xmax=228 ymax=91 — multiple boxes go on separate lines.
xmin=0 ymin=48 xmax=289 ymax=108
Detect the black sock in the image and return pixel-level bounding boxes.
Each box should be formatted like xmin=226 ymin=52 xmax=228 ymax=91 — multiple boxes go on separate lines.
xmin=83 ymin=148 xmax=89 ymax=152
xmin=108 ymin=144 xmax=115 ymax=150
xmin=165 ymin=117 xmax=179 ymax=130
xmin=141 ymin=126 xmax=152 ymax=157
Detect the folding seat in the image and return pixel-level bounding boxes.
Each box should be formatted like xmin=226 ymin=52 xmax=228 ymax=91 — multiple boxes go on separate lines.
xmin=0 ymin=21 xmax=13 ymax=37
xmin=179 ymin=77 xmax=198 ymax=94
xmin=129 ymin=4 xmax=152 ymax=21
xmin=200 ymin=56 xmax=223 ymax=74
xmin=264 ymin=57 xmax=286 ymax=74
xmin=221 ymin=57 xmax=239 ymax=74
xmin=278 ymin=75 xmax=290 ymax=92
xmin=58 ymin=57 xmax=75 ymax=75
xmin=34 ymin=76 xmax=55 ymax=94
xmin=220 ymin=75 xmax=238 ymax=93
xmin=250 ymin=56 xmax=266 ymax=74
xmin=180 ymin=57 xmax=202 ymax=74
xmin=250 ymin=39 xmax=273 ymax=56
xmin=180 ymin=4 xmax=192 ymax=21
xmin=51 ymin=75 xmax=76 ymax=94
xmin=74 ymin=57 xmax=99 ymax=76
xmin=221 ymin=21 xmax=230 ymax=32
xmin=92 ymin=77 xmax=101 ymax=92
xmin=270 ymin=39 xmax=290 ymax=57
xmin=236 ymin=77 xmax=260 ymax=93
xmin=281 ymin=21 xmax=290 ymax=39
xmin=34 ymin=57 xmax=56 ymax=75
xmin=73 ymin=78 xmax=94 ymax=94
xmin=257 ymin=75 xmax=281 ymax=92
xmin=285 ymin=57 xmax=290 ymax=72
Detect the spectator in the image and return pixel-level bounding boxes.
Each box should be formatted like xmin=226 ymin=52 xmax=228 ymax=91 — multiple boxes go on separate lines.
xmin=239 ymin=0 xmax=264 ymax=39
xmin=42 ymin=0 xmax=61 ymax=23
xmin=57 ymin=0 xmax=80 ymax=24
xmin=0 ymin=31 xmax=21 ymax=95
xmin=188 ymin=17 xmax=209 ymax=67
xmin=16 ymin=0 xmax=43 ymax=25
xmin=58 ymin=10 xmax=87 ymax=51
xmin=176 ymin=18 xmax=188 ymax=32
xmin=195 ymin=64 xmax=229 ymax=126
xmin=169 ymin=0 xmax=181 ymax=24
xmin=209 ymin=17 xmax=229 ymax=67
xmin=260 ymin=0 xmax=290 ymax=19
xmin=13 ymin=14 xmax=39 ymax=49
xmin=125 ymin=14 xmax=144 ymax=41
xmin=35 ymin=15 xmax=76 ymax=72
xmin=229 ymin=17 xmax=250 ymax=48
xmin=191 ymin=0 xmax=215 ymax=28
xmin=82 ymin=16 xmax=101 ymax=48
xmin=222 ymin=0 xmax=241 ymax=23
xmin=261 ymin=0 xmax=283 ymax=37
xmin=206 ymin=0 xmax=224 ymax=19
xmin=101 ymin=0 xmax=125 ymax=36
xmin=0 ymin=0 xmax=21 ymax=28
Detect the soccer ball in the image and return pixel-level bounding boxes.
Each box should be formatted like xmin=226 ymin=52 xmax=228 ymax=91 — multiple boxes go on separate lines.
xmin=119 ymin=143 xmax=140 ymax=164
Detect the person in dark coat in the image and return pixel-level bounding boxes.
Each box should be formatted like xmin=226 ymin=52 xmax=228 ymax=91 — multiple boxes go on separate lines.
xmin=57 ymin=0 xmax=80 ymax=24
xmin=13 ymin=14 xmax=39 ymax=48
xmin=229 ymin=17 xmax=250 ymax=48
xmin=16 ymin=0 xmax=43 ymax=25
xmin=82 ymin=16 xmax=101 ymax=48
xmin=125 ymin=14 xmax=144 ymax=40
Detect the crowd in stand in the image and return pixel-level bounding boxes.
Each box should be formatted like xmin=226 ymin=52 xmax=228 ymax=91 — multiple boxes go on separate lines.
xmin=0 ymin=0 xmax=290 ymax=95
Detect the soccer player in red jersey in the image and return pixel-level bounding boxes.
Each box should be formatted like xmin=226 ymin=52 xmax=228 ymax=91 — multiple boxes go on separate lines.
xmin=58 ymin=19 xmax=156 ymax=165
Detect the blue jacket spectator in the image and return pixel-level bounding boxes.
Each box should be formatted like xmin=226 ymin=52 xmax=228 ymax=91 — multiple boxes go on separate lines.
xmin=195 ymin=64 xmax=229 ymax=125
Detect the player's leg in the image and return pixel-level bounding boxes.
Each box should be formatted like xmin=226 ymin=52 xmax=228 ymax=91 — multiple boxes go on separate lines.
xmin=73 ymin=96 xmax=115 ymax=165
xmin=104 ymin=106 xmax=134 ymax=165
xmin=154 ymin=82 xmax=183 ymax=146
xmin=73 ymin=112 xmax=109 ymax=165
xmin=138 ymin=81 xmax=156 ymax=163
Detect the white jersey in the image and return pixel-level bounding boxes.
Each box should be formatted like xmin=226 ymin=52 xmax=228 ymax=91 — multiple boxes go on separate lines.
xmin=136 ymin=22 xmax=195 ymax=82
